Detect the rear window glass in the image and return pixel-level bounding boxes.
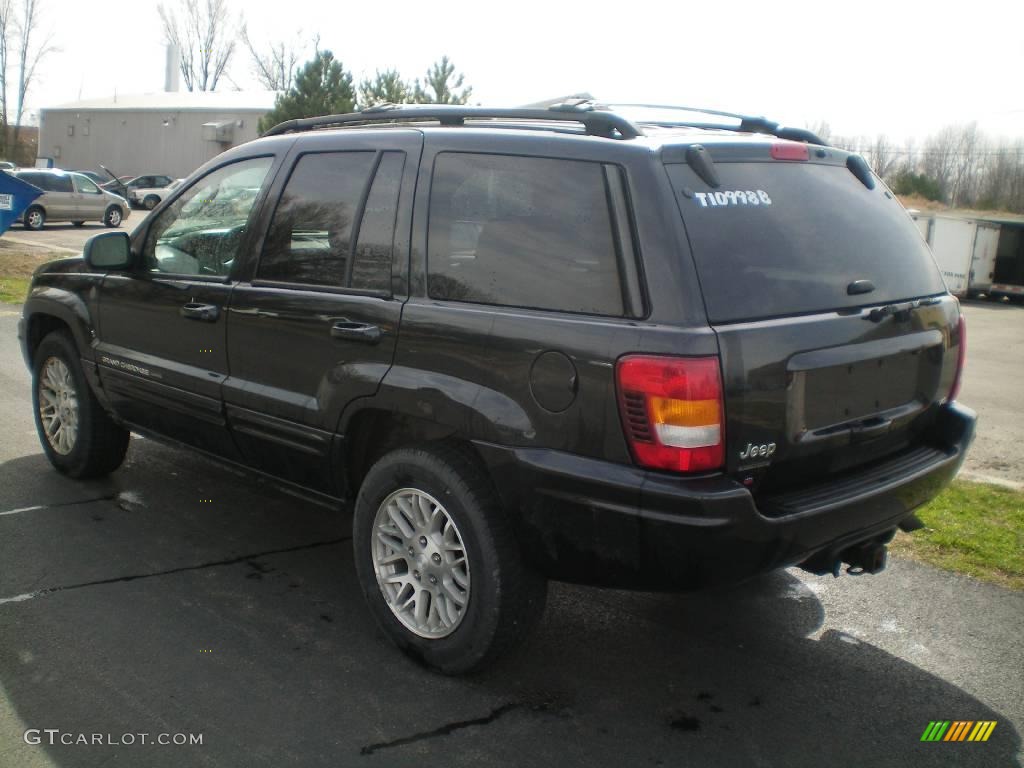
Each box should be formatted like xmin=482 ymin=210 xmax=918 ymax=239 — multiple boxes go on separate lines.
xmin=665 ymin=161 xmax=946 ymax=323
xmin=428 ymin=152 xmax=624 ymax=316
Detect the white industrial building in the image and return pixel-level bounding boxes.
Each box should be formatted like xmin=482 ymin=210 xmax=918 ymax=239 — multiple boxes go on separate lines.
xmin=37 ymin=90 xmax=277 ymax=179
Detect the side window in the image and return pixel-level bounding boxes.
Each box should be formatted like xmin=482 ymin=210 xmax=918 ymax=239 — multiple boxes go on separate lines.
xmin=427 ymin=153 xmax=625 ymax=316
xmin=143 ymin=156 xmax=273 ymax=277
xmin=51 ymin=175 xmax=74 ymax=193
xmin=351 ymin=152 xmax=404 ymax=292
xmin=257 ymin=151 xmax=393 ymax=290
xmin=73 ymin=175 xmax=100 ymax=194
xmin=156 ymin=176 xmax=172 ymax=187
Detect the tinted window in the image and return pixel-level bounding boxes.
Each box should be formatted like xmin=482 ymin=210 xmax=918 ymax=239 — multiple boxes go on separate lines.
xmin=50 ymin=175 xmax=73 ymax=193
xmin=350 ymin=153 xmax=404 ymax=292
xmin=18 ymin=173 xmax=44 ymax=190
xmin=427 ymin=153 xmax=624 ymax=316
xmin=143 ymin=157 xmax=273 ymax=276
xmin=257 ymin=151 xmax=376 ymax=287
xmin=664 ymin=161 xmax=947 ymax=323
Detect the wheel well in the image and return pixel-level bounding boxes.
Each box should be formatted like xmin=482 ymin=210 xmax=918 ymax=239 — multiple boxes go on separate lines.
xmin=344 ymin=410 xmax=469 ymax=497
xmin=26 ymin=314 xmax=71 ymax=362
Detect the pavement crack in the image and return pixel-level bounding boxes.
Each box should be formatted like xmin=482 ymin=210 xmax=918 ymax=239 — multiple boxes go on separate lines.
xmin=0 ymin=537 xmax=350 ymax=604
xmin=360 ymin=702 xmax=545 ymax=756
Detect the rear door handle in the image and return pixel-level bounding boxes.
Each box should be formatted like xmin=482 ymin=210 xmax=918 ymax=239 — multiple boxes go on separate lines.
xmin=850 ymin=417 xmax=893 ymax=441
xmin=330 ymin=321 xmax=382 ymax=344
xmin=180 ymin=302 xmax=220 ymax=322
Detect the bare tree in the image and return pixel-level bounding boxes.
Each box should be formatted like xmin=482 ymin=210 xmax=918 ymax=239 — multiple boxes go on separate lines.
xmin=866 ymin=134 xmax=899 ymax=180
xmin=158 ymin=0 xmax=239 ymax=92
xmin=8 ymin=0 xmax=55 ymax=152
xmin=241 ymin=26 xmax=310 ymax=91
xmin=0 ymin=0 xmax=13 ymax=157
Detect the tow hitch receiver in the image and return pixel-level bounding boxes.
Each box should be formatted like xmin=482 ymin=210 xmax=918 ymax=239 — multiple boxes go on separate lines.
xmin=839 ymin=541 xmax=888 ymax=576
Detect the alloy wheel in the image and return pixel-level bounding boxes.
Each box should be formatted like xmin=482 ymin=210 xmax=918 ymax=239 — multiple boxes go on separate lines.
xmin=371 ymin=488 xmax=471 ymax=638
xmin=38 ymin=357 xmax=79 ymax=455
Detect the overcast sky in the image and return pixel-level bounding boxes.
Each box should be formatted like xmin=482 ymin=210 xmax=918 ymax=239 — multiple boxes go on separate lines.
xmin=24 ymin=0 xmax=1024 ymax=143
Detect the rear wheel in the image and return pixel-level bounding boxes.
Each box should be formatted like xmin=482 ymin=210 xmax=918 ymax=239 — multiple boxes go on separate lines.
xmin=353 ymin=444 xmax=546 ymax=674
xmin=143 ymin=195 xmax=160 ymax=210
xmin=104 ymin=206 xmax=123 ymax=228
xmin=32 ymin=331 xmax=129 ymax=478
xmin=72 ymin=221 xmax=85 ymax=227
xmin=24 ymin=206 xmax=45 ymax=230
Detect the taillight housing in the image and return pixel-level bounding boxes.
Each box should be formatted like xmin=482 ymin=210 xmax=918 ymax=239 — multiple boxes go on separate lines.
xmin=948 ymin=313 xmax=966 ymax=401
xmin=616 ymin=355 xmax=725 ymax=473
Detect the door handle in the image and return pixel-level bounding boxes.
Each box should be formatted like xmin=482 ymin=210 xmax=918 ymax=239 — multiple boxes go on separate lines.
xmin=330 ymin=321 xmax=382 ymax=344
xmin=180 ymin=302 xmax=220 ymax=322
xmin=849 ymin=417 xmax=893 ymax=441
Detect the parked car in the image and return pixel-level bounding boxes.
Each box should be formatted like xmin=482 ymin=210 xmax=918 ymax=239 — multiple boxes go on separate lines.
xmin=12 ymin=168 xmax=130 ymax=229
xmin=17 ymin=103 xmax=974 ymax=674
xmin=129 ymin=178 xmax=183 ymax=210
xmin=102 ymin=174 xmax=174 ymax=205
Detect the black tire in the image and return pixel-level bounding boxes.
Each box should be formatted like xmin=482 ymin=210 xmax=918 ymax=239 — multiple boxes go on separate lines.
xmin=72 ymin=221 xmax=86 ymax=227
xmin=24 ymin=205 xmax=45 ymax=230
xmin=104 ymin=206 xmax=123 ymax=228
xmin=32 ymin=330 xmax=129 ymax=478
xmin=353 ymin=443 xmax=547 ymax=674
xmin=143 ymin=195 xmax=160 ymax=210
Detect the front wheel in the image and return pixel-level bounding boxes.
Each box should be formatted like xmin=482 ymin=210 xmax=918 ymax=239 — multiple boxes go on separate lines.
xmin=32 ymin=331 xmax=129 ymax=478
xmin=143 ymin=195 xmax=160 ymax=210
xmin=104 ymin=206 xmax=123 ymax=228
xmin=353 ymin=444 xmax=547 ymax=674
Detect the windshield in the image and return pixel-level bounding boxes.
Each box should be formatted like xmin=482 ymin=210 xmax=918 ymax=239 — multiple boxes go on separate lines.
xmin=665 ymin=160 xmax=946 ymax=323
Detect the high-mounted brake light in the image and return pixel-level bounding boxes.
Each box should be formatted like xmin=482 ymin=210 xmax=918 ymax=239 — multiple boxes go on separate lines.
xmin=770 ymin=143 xmax=809 ymax=161
xmin=948 ymin=313 xmax=966 ymax=401
xmin=616 ymin=356 xmax=725 ymax=472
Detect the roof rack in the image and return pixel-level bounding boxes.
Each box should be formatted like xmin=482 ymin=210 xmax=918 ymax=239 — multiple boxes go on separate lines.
xmin=261 ymin=103 xmax=643 ymax=140
xmin=602 ymin=102 xmax=827 ymax=146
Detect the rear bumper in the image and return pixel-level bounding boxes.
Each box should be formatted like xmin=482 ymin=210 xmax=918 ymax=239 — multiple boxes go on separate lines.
xmin=475 ymin=402 xmax=976 ymax=589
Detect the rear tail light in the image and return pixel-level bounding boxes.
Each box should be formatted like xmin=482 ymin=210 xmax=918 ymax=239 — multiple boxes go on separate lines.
xmin=949 ymin=313 xmax=966 ymax=401
xmin=616 ymin=355 xmax=725 ymax=473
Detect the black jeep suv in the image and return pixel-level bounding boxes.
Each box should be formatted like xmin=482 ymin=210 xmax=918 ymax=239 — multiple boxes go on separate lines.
xmin=18 ymin=103 xmax=975 ymax=673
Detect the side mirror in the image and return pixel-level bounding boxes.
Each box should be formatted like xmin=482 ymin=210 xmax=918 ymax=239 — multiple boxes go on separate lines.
xmin=84 ymin=231 xmax=133 ymax=270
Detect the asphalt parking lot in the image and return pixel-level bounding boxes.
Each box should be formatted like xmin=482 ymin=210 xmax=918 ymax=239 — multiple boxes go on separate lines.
xmin=0 ymin=306 xmax=1022 ymax=767
xmin=2 ymin=210 xmax=152 ymax=253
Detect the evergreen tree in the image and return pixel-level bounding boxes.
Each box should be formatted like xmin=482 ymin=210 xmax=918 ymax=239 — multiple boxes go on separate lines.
xmin=259 ymin=50 xmax=355 ymax=132
xmin=358 ymin=69 xmax=412 ymax=108
xmin=412 ymin=56 xmax=472 ymax=105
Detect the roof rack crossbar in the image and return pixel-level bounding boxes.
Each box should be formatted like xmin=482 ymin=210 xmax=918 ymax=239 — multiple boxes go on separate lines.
xmin=262 ymin=104 xmax=643 ymax=139
xmin=599 ymin=102 xmax=827 ymax=146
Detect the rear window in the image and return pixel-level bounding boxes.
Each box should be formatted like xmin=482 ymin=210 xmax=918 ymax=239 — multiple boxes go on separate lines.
xmin=665 ymin=160 xmax=946 ymax=323
xmin=427 ymin=152 xmax=625 ymax=316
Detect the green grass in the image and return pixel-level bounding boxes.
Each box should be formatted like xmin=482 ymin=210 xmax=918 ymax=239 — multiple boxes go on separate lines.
xmin=0 ymin=275 xmax=29 ymax=303
xmin=891 ymin=480 xmax=1024 ymax=589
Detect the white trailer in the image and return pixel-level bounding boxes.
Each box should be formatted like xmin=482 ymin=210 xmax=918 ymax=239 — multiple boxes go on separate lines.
xmin=910 ymin=212 xmax=1024 ymax=299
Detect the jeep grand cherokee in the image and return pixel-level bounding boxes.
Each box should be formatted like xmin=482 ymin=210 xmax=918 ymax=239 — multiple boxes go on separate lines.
xmin=18 ymin=102 xmax=975 ymax=673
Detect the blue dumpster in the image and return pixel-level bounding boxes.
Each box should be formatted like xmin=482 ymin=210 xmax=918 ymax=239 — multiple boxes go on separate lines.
xmin=0 ymin=171 xmax=43 ymax=236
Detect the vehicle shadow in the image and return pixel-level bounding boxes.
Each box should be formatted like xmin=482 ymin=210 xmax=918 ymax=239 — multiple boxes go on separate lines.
xmin=0 ymin=442 xmax=1019 ymax=768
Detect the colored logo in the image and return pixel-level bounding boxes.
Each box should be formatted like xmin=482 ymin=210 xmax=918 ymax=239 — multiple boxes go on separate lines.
xmin=921 ymin=721 xmax=997 ymax=742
